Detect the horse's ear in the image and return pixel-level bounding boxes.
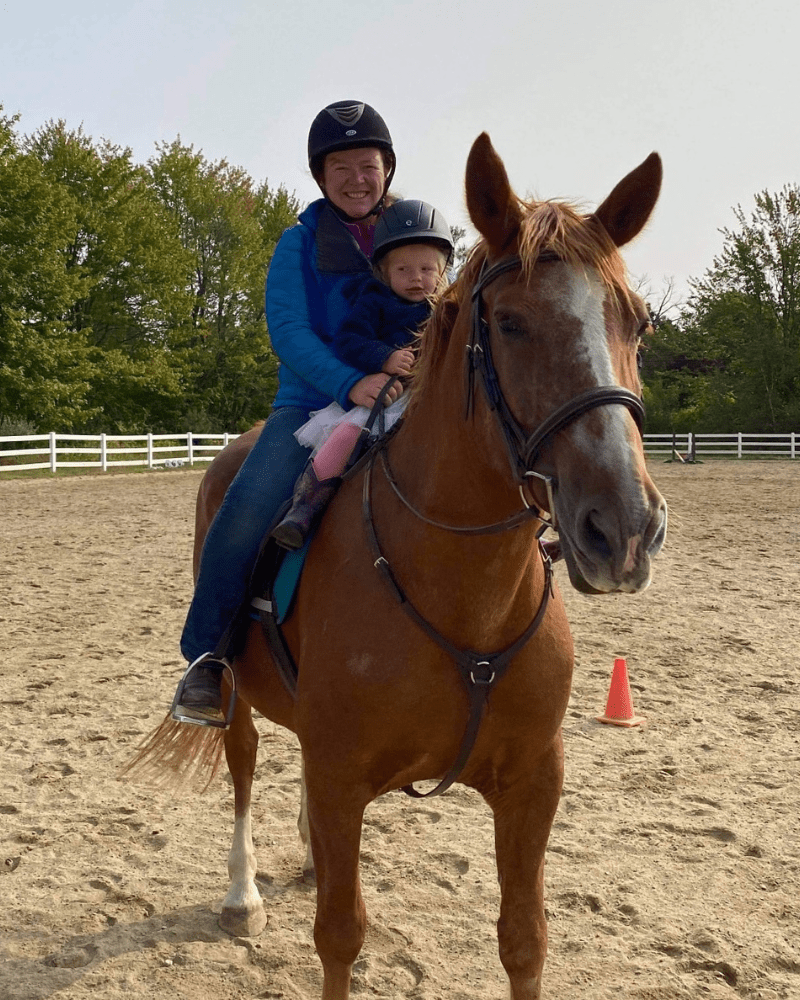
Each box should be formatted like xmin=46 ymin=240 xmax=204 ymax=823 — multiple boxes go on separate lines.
xmin=465 ymin=133 xmax=523 ymax=254
xmin=593 ymin=152 xmax=662 ymax=248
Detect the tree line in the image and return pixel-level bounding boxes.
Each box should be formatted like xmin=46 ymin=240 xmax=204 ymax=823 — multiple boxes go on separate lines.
xmin=1 ymin=107 xmax=300 ymax=434
xmin=2 ymin=106 xmax=799 ymax=434
xmin=642 ymin=185 xmax=800 ymax=433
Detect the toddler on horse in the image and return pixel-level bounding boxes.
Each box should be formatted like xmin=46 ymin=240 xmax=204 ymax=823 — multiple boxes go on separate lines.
xmin=271 ymin=199 xmax=453 ymax=551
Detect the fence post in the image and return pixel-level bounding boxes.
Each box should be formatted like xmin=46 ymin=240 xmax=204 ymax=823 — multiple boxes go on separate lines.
xmin=100 ymin=433 xmax=107 ymax=472
xmin=147 ymin=433 xmax=153 ymax=469
xmin=187 ymin=432 xmax=194 ymax=466
xmin=738 ymin=432 xmax=742 ymax=459
xmin=792 ymin=432 xmax=796 ymax=460
xmin=49 ymin=431 xmax=57 ymax=473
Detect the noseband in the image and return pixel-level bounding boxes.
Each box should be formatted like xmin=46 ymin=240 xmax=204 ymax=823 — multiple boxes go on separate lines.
xmin=467 ymin=255 xmax=645 ymax=526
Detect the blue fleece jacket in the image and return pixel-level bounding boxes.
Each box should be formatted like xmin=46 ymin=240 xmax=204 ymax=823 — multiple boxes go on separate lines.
xmin=265 ymin=199 xmax=373 ymax=411
xmin=333 ymin=277 xmax=430 ymax=373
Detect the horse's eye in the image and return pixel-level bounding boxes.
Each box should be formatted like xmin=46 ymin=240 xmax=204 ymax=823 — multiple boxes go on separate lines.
xmin=497 ymin=317 xmax=526 ymax=339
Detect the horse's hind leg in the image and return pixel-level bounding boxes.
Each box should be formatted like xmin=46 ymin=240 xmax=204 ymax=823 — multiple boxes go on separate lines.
xmin=298 ymin=757 xmax=314 ymax=875
xmin=304 ymin=768 xmax=368 ymax=1000
xmin=219 ymin=701 xmax=267 ymax=937
xmin=488 ymin=738 xmax=565 ymax=1000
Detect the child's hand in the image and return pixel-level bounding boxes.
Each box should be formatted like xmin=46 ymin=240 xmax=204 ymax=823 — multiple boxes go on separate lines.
xmin=382 ymin=349 xmax=414 ymax=375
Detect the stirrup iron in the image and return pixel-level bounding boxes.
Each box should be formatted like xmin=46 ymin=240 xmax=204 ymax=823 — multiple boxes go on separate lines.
xmin=170 ymin=653 xmax=237 ymax=730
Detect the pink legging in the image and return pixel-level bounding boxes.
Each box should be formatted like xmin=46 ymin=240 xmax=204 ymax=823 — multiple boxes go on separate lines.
xmin=312 ymin=421 xmax=362 ymax=480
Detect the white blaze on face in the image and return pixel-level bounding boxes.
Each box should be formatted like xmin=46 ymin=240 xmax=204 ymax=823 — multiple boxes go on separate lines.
xmin=556 ymin=266 xmax=635 ymax=464
xmin=536 ymin=264 xmax=663 ymax=591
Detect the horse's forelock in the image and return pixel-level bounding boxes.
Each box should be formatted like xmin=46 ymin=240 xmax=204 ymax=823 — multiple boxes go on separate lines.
xmin=409 ymin=200 xmax=637 ymax=402
xmin=517 ymin=199 xmax=637 ymax=316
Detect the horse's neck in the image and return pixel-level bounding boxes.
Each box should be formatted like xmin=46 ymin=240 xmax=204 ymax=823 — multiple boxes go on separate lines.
xmin=390 ymin=347 xmax=527 ymax=529
xmin=378 ymin=382 xmax=544 ymax=647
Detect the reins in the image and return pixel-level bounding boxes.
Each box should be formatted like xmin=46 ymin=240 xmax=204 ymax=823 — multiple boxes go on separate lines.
xmin=378 ymin=448 xmax=541 ymax=536
xmin=360 ymin=251 xmax=647 ymax=797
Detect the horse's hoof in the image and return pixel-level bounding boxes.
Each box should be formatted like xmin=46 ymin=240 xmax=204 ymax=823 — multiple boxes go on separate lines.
xmin=218 ymin=904 xmax=267 ymax=937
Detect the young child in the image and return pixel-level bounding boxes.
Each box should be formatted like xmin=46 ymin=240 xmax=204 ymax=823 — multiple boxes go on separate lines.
xmin=270 ymin=199 xmax=453 ymax=551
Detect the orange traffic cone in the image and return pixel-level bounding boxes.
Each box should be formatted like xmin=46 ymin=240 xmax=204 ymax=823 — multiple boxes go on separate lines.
xmin=596 ymin=658 xmax=645 ymax=727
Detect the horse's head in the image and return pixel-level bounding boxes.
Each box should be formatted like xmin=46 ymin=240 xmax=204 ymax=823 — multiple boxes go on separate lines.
xmin=462 ymin=133 xmax=667 ymax=594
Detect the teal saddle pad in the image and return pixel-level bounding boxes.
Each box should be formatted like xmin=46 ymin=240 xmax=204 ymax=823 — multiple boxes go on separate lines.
xmin=271 ymin=534 xmax=312 ymax=624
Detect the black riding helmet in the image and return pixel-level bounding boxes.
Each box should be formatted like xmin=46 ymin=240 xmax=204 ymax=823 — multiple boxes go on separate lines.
xmin=372 ymin=200 xmax=454 ymax=265
xmin=308 ymin=100 xmax=396 ymax=219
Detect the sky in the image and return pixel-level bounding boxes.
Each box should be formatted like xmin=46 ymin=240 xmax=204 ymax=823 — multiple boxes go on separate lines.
xmin=3 ymin=0 xmax=799 ymax=306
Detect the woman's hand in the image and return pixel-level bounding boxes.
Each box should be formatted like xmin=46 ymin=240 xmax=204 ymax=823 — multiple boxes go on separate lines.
xmin=348 ymin=373 xmax=404 ymax=408
xmin=382 ymin=349 xmax=414 ymax=376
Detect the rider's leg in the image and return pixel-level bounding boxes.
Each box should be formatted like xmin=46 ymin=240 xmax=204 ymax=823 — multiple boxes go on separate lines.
xmin=270 ymin=422 xmax=362 ymax=552
xmin=174 ymin=407 xmax=310 ymax=724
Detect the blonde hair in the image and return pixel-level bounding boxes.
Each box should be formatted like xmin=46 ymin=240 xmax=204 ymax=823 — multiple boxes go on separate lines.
xmin=374 ymin=242 xmax=449 ymax=296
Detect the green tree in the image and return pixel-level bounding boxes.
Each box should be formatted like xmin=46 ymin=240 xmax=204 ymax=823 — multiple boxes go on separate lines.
xmin=149 ymin=140 xmax=300 ymax=430
xmin=640 ymin=316 xmax=722 ymax=432
xmin=22 ymin=120 xmax=192 ymax=431
xmin=0 ymin=110 xmax=94 ymax=428
xmin=685 ymin=186 xmax=800 ymax=431
xmin=1 ymin=113 xmax=301 ymax=434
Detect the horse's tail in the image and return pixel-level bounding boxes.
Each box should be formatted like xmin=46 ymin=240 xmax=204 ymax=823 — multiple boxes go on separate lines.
xmin=118 ymin=713 xmax=225 ymax=793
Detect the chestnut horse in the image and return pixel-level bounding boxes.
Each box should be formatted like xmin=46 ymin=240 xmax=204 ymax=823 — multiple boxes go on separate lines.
xmin=136 ymin=134 xmax=666 ymax=1000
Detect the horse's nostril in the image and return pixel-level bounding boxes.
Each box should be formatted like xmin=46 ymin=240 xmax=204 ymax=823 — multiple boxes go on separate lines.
xmin=645 ymin=506 xmax=668 ymax=553
xmin=584 ymin=511 xmax=612 ymax=559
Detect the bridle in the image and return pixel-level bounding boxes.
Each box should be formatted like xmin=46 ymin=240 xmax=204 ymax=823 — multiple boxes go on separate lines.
xmin=465 ymin=254 xmax=646 ymax=529
xmin=359 ymin=251 xmax=647 ymax=798
xmin=374 ymin=253 xmax=647 ymax=535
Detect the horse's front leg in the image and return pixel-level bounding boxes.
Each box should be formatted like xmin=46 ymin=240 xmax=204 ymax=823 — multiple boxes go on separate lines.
xmin=218 ymin=698 xmax=267 ymax=937
xmin=304 ymin=763 xmax=368 ymax=1000
xmin=487 ymin=736 xmax=565 ymax=1000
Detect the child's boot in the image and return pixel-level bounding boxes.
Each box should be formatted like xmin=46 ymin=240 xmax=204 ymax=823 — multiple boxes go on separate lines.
xmin=271 ymin=462 xmax=341 ymax=551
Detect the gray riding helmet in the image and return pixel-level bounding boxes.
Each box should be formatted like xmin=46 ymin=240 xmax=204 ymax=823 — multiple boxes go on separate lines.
xmin=372 ymin=200 xmax=454 ymax=265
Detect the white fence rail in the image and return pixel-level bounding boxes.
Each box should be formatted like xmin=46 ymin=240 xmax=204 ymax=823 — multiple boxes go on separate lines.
xmin=0 ymin=430 xmax=798 ymax=474
xmin=644 ymin=432 xmax=798 ymax=461
xmin=0 ymin=432 xmax=241 ymax=474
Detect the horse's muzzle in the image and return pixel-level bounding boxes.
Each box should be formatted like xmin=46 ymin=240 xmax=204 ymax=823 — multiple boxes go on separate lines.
xmin=559 ymin=499 xmax=667 ymax=595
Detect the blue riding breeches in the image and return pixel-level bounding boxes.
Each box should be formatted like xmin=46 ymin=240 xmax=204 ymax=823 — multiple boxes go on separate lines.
xmin=180 ymin=406 xmax=312 ymax=663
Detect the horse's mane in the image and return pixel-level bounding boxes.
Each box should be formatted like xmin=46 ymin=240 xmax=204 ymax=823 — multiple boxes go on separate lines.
xmin=411 ymin=199 xmax=636 ymax=401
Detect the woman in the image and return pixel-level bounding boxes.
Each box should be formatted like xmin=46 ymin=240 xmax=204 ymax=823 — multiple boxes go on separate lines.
xmin=173 ymin=101 xmax=403 ymax=726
